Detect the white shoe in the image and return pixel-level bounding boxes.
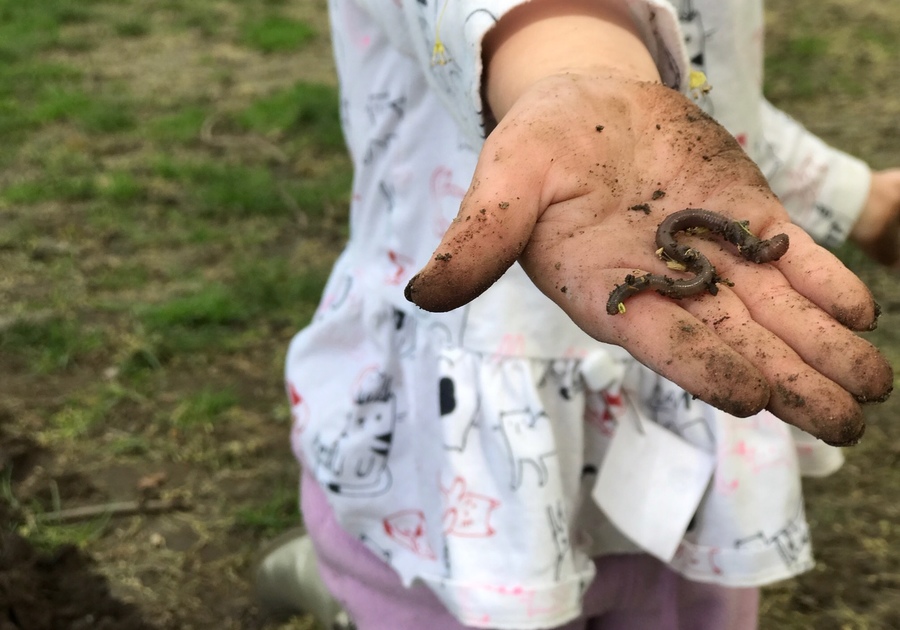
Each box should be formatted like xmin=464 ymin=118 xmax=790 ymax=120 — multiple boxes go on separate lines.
xmin=254 ymin=528 xmax=354 ymax=629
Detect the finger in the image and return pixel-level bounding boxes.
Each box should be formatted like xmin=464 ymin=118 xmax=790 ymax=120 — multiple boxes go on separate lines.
xmin=765 ymin=223 xmax=880 ymax=330
xmin=404 ymin=130 xmax=544 ymax=312
xmin=538 ymin=266 xmax=771 ymax=417
xmin=682 ymin=288 xmax=867 ymax=445
xmin=716 ymin=250 xmax=893 ymax=405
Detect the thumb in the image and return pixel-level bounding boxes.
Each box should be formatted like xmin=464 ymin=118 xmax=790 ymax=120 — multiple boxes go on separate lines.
xmin=404 ymin=131 xmax=545 ymax=312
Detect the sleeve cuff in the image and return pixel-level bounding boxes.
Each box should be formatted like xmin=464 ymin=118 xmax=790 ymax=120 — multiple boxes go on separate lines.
xmin=759 ymin=101 xmax=872 ymax=248
xmin=815 ymin=151 xmax=871 ymax=249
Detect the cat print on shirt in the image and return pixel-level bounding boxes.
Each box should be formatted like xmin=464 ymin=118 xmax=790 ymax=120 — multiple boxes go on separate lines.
xmin=430 ymin=166 xmax=467 ymax=237
xmin=360 ymin=532 xmax=393 ymax=564
xmin=441 ymin=476 xmax=500 ymax=538
xmin=547 ymin=501 xmax=572 ymax=581
xmin=314 ymin=370 xmax=397 ymax=497
xmin=378 ymin=306 xmax=416 ymax=356
xmin=537 ymin=359 xmax=585 ymax=401
xmin=383 ymin=508 xmax=437 ymax=559
xmin=287 ymin=380 xmax=311 ymax=465
xmin=363 ymin=92 xmax=406 ymax=165
xmin=496 ymin=407 xmax=557 ymax=490
xmin=438 ymin=359 xmax=480 ymax=452
xmin=735 ymin=503 xmax=811 ymax=570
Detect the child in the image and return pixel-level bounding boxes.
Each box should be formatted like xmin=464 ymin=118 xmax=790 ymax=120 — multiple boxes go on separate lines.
xmin=261 ymin=1 xmax=897 ymax=628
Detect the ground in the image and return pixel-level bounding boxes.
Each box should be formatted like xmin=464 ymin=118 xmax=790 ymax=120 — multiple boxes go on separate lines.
xmin=0 ymin=0 xmax=898 ymax=629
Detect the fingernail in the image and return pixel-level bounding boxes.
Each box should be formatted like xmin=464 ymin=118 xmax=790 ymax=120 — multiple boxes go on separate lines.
xmin=869 ymin=301 xmax=882 ymax=331
xmin=404 ymin=274 xmax=419 ymax=302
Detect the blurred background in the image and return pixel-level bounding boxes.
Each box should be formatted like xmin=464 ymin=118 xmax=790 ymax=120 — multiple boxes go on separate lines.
xmin=0 ymin=0 xmax=897 ymax=628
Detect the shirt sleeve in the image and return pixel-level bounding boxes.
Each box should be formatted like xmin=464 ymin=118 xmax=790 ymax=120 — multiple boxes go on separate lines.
xmin=354 ymin=0 xmax=691 ymax=145
xmin=757 ymin=99 xmax=872 ymax=248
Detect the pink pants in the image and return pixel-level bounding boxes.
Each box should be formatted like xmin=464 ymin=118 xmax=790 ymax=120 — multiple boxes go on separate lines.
xmin=301 ymin=473 xmax=759 ymax=630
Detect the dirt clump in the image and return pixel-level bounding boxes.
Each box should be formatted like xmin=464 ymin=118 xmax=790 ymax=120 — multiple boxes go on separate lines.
xmin=0 ymin=428 xmax=157 ymax=630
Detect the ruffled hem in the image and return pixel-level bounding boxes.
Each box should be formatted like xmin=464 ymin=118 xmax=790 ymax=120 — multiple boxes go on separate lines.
xmin=285 ymin=293 xmax=824 ymax=627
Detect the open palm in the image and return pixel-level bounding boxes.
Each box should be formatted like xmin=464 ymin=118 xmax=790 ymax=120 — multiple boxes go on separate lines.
xmin=405 ymin=76 xmax=891 ymax=445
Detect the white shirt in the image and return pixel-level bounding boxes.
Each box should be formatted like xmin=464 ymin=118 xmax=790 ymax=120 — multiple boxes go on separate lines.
xmin=285 ymin=1 xmax=869 ymax=627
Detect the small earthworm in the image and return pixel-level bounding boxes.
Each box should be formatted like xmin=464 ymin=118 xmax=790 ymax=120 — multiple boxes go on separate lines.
xmin=606 ymin=208 xmax=789 ymax=315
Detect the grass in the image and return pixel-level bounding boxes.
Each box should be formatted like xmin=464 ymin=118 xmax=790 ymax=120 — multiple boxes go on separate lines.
xmin=764 ymin=34 xmax=854 ymax=100
xmin=237 ymin=81 xmax=344 ymax=151
xmin=20 ymin=517 xmax=110 ymax=552
xmin=115 ymin=19 xmax=150 ymax=38
xmin=234 ymin=482 xmax=300 ymax=537
xmin=0 ymin=1 xmax=340 ymax=625
xmin=131 ymin=256 xmax=329 ymax=358
xmin=0 ymin=317 xmax=104 ymax=372
xmin=170 ymin=388 xmax=239 ymax=428
xmin=240 ymin=15 xmax=316 ymax=53
xmin=0 ymin=0 xmax=342 ymax=555
xmin=148 ymin=106 xmax=209 ymax=143
xmin=156 ymin=159 xmax=296 ymax=217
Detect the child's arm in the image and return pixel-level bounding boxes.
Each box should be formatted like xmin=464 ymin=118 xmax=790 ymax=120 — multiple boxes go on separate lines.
xmin=852 ymin=169 xmax=900 ymax=267
xmin=755 ymin=99 xmax=900 ymax=268
xmin=403 ymin=0 xmax=892 ymax=445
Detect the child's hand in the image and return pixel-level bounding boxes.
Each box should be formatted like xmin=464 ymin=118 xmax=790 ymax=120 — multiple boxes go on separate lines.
xmin=405 ymin=74 xmax=892 ymax=445
xmin=851 ymin=168 xmax=900 ymax=268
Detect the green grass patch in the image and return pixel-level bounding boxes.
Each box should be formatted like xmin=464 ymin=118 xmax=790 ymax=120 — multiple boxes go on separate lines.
xmin=50 ymin=405 xmax=105 ymax=441
xmin=107 ymin=435 xmax=151 ymax=456
xmin=140 ymin=257 xmax=329 ymax=331
xmin=0 ymin=4 xmax=62 ymax=61
xmin=156 ymin=326 xmax=252 ymax=357
xmin=170 ymin=387 xmax=239 ymax=428
xmin=5 ymin=168 xmax=144 ymax=208
xmin=164 ymin=0 xmax=227 ymax=37
xmin=192 ymin=164 xmax=288 ymax=217
xmin=233 ymin=483 xmax=299 ymax=536
xmin=115 ymin=19 xmax=150 ymax=38
xmin=0 ymin=60 xmax=83 ymax=116
xmin=3 ymin=174 xmax=98 ymax=205
xmin=20 ymin=518 xmax=108 ymax=552
xmin=55 ymin=35 xmax=98 ymax=54
xmin=856 ymin=24 xmax=900 ymax=53
xmin=295 ymin=168 xmax=352 ymax=219
xmin=0 ymin=316 xmax=103 ymax=372
xmin=97 ymin=171 xmax=145 ymax=203
xmin=240 ymin=16 xmax=315 ymax=53
xmin=141 ymin=284 xmax=246 ymax=329
xmin=148 ymin=106 xmax=209 ymax=143
xmin=0 ymin=62 xmax=83 ymax=148
xmin=0 ymin=61 xmax=82 ymax=100
xmin=30 ymin=87 xmax=95 ymax=126
xmin=765 ymin=32 xmax=869 ymax=101
xmin=765 ymin=35 xmax=830 ymax=99
xmin=151 ymin=154 xmax=350 ymax=225
xmin=90 ymin=260 xmax=151 ymax=292
xmin=45 ymin=383 xmax=141 ymax=442
xmin=30 ymin=87 xmax=136 ymax=133
xmin=0 ymin=99 xmax=30 ymax=149
xmin=231 ymin=255 xmax=331 ymax=320
xmin=153 ymin=157 xmax=296 ymax=218
xmin=238 ymin=81 xmax=344 ymax=151
xmin=117 ymin=343 xmax=163 ymax=379
xmin=134 ymin=257 xmax=329 ymax=358
xmin=0 ymin=0 xmax=99 ymax=60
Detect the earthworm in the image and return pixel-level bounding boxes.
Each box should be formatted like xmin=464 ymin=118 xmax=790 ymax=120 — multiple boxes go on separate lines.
xmin=606 ymin=208 xmax=789 ymax=315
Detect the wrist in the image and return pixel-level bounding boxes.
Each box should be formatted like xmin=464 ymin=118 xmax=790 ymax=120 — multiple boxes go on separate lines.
xmin=850 ymin=169 xmax=900 ymax=266
xmin=482 ymin=0 xmax=661 ymax=123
